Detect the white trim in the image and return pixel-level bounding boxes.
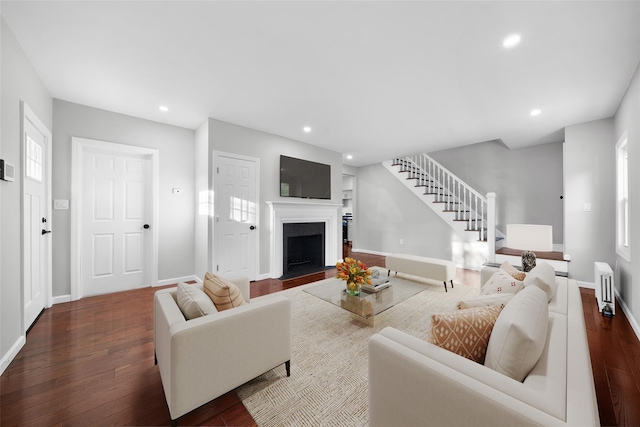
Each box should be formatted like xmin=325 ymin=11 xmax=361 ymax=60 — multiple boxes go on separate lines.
xmin=616 ymin=287 xmax=640 ymax=342
xmin=351 ymin=248 xmax=392 ymax=257
xmin=212 ymin=151 xmax=261 ymax=281
xmin=155 ymin=275 xmax=199 ymax=287
xmin=21 ymin=102 xmax=53 ymax=337
xmin=266 ymin=201 xmax=341 ymax=278
xmin=52 ymin=295 xmax=71 ymax=304
xmin=578 ymin=281 xmax=595 ymax=290
xmin=71 ymin=137 xmax=160 ymax=300
xmin=0 ymin=335 xmax=26 ymax=376
xmin=256 ymin=273 xmax=272 ymax=281
xmin=615 ymin=131 xmax=631 ymax=262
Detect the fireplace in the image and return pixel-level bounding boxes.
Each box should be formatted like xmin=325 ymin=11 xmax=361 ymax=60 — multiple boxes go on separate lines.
xmin=282 ymin=222 xmax=325 ymax=279
xmin=266 ymin=201 xmax=341 ymax=279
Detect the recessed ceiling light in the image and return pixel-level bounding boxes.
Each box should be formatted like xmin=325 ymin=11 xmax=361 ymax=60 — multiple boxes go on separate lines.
xmin=503 ymin=34 xmax=521 ymax=49
xmin=303 ymin=126 xmax=312 ymax=133
xmin=346 ymin=154 xmax=353 ymax=160
xmin=159 ymin=105 xmax=169 ymax=112
xmin=530 ymin=108 xmax=542 ymax=116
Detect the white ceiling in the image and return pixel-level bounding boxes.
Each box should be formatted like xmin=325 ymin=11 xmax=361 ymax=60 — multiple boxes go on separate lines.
xmin=2 ymin=1 xmax=639 ymax=166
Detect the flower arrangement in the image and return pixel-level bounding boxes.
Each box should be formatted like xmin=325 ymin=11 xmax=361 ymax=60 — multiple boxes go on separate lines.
xmin=336 ymin=257 xmax=372 ymax=296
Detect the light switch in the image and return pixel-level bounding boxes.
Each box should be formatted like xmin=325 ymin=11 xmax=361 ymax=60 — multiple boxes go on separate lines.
xmin=54 ymin=199 xmax=69 ymax=210
xmin=583 ymin=203 xmax=592 ymax=212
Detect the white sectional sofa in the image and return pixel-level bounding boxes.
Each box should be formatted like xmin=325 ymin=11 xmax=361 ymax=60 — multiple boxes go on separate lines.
xmin=368 ymin=266 xmax=600 ymax=427
xmin=154 ymin=277 xmax=291 ymax=425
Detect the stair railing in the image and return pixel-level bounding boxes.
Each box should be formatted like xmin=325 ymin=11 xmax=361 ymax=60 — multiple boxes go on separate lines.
xmin=394 ymin=154 xmax=493 ymax=246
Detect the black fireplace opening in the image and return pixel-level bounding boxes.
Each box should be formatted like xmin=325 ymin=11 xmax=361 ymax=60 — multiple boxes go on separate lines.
xmin=281 ymin=222 xmax=328 ymax=280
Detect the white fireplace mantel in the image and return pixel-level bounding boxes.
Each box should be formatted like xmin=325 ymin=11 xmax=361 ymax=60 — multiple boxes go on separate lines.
xmin=266 ymin=201 xmax=342 ymax=278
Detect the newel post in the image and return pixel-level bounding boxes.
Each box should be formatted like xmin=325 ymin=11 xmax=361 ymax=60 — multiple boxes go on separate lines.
xmin=487 ymin=192 xmax=496 ymax=264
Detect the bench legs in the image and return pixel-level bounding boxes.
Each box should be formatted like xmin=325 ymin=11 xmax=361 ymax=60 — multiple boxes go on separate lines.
xmin=443 ymin=280 xmax=454 ymax=292
xmin=285 ymin=360 xmax=291 ymax=377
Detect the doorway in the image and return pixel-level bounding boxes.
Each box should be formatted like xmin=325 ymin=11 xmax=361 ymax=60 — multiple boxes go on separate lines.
xmin=71 ymin=138 xmax=159 ymax=299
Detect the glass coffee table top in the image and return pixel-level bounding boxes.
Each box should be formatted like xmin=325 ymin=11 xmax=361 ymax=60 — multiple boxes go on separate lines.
xmin=303 ymin=273 xmax=426 ymax=320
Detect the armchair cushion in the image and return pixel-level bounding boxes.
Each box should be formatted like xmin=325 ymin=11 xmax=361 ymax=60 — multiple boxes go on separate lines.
xmin=203 ymin=272 xmax=248 ymax=311
xmin=176 ymin=282 xmax=217 ymax=320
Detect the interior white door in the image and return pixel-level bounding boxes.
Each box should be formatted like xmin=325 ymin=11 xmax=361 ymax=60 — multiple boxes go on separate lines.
xmin=214 ymin=153 xmax=259 ymax=280
xmin=23 ymin=116 xmax=50 ymax=330
xmin=81 ymin=149 xmax=152 ymax=297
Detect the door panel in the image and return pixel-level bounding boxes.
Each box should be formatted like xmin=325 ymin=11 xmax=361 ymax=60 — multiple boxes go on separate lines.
xmin=23 ymin=116 xmax=49 ymax=330
xmin=214 ymin=154 xmax=258 ymax=280
xmin=82 ymin=150 xmax=151 ymax=296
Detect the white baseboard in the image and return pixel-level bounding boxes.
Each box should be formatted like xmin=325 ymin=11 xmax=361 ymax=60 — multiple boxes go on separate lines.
xmin=0 ymin=335 xmax=26 ymax=376
xmin=351 ymin=248 xmax=391 ymax=257
xmin=53 ymin=295 xmax=71 ymax=304
xmin=256 ymin=273 xmax=272 ymax=281
xmin=615 ymin=287 xmax=640 ymax=342
xmin=155 ymin=275 xmax=199 ymax=287
xmin=578 ymin=281 xmax=595 ymax=290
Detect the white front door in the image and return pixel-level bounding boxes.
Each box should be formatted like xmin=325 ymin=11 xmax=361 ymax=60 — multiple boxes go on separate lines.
xmin=22 ymin=104 xmax=52 ymax=330
xmin=213 ymin=152 xmax=259 ymax=280
xmin=81 ymin=148 xmax=152 ymax=297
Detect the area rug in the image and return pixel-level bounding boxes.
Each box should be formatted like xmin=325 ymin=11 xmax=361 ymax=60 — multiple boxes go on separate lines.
xmin=236 ymin=267 xmax=479 ymax=426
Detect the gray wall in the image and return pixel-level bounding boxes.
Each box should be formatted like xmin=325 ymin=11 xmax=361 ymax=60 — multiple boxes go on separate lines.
xmin=564 ymin=118 xmax=616 ymax=282
xmin=1 ymin=19 xmax=53 ymax=367
xmin=52 ymin=100 xmax=196 ymax=295
xmin=429 ymin=140 xmax=564 ymax=244
xmin=200 ymin=118 xmax=343 ymax=277
xmin=615 ymin=62 xmax=640 ymax=326
xmin=355 ymin=163 xmax=461 ymax=260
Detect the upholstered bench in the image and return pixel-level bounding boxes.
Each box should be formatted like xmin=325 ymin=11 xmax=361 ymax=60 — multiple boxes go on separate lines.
xmin=386 ymin=254 xmax=456 ymax=292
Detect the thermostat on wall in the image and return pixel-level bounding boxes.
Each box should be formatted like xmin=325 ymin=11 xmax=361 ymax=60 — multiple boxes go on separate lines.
xmin=0 ymin=160 xmax=15 ymax=182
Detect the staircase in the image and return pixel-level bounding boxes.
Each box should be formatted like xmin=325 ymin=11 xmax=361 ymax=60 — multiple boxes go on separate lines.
xmin=383 ymin=154 xmax=503 ymax=268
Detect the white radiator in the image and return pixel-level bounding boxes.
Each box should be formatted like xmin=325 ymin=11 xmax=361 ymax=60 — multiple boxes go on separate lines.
xmin=594 ymin=262 xmax=615 ymax=316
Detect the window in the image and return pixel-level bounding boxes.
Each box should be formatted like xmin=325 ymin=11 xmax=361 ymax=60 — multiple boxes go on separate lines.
xmin=616 ymin=132 xmax=630 ymax=261
xmin=25 ymin=135 xmax=43 ymax=182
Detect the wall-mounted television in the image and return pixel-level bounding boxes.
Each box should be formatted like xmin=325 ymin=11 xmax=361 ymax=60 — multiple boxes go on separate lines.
xmin=280 ymin=155 xmax=331 ymax=200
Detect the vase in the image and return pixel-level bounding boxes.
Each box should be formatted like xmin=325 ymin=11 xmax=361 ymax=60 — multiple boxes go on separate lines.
xmin=345 ymin=282 xmax=361 ymax=296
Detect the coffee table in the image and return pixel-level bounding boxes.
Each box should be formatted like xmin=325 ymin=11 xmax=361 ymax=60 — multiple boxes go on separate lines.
xmin=303 ymin=273 xmax=426 ymax=325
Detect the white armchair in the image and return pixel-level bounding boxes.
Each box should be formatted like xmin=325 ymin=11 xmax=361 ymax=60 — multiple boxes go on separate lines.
xmin=154 ymin=277 xmax=291 ymax=426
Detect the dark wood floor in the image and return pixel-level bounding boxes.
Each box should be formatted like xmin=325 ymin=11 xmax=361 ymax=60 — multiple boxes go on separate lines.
xmin=1 ymin=251 xmax=639 ymax=426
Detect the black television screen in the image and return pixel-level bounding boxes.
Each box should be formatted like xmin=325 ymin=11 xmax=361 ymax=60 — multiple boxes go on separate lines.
xmin=280 ymin=155 xmax=331 ymax=200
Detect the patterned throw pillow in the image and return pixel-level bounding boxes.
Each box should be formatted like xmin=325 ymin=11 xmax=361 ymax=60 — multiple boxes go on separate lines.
xmin=457 ymin=293 xmax=515 ymax=310
xmin=430 ymin=305 xmax=503 ymax=364
xmin=500 ymin=261 xmax=526 ymax=281
xmin=203 ymin=272 xmax=248 ymax=311
xmin=481 ymin=270 xmax=523 ymax=295
xmin=176 ymin=282 xmax=218 ymax=320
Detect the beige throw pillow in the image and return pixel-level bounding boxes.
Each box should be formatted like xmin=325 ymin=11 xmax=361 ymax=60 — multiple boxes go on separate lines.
xmin=484 ymin=285 xmax=549 ymax=382
xmin=481 ymin=270 xmax=523 ymax=295
xmin=500 ymin=261 xmax=526 ymax=281
xmin=457 ymin=293 xmax=515 ymax=310
xmin=430 ymin=305 xmax=503 ymax=364
xmin=203 ymin=272 xmax=248 ymax=311
xmin=176 ymin=282 xmax=218 ymax=320
xmin=523 ymin=262 xmax=557 ymax=301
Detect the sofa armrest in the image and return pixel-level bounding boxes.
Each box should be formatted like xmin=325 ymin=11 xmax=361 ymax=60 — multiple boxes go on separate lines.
xmin=369 ymin=327 xmax=563 ymax=427
xmin=167 ymin=295 xmax=291 ymax=419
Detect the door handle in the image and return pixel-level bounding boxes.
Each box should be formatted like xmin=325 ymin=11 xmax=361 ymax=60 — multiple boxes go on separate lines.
xmin=42 ymin=229 xmax=52 ymax=235
xmin=250 ymin=225 xmax=256 ymax=230
xmin=143 ymin=224 xmax=150 ymax=229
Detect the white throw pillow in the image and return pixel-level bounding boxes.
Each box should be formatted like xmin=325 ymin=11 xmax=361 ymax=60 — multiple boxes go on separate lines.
xmin=457 ymin=293 xmax=515 ymax=310
xmin=484 ymin=285 xmax=549 ymax=382
xmin=176 ymin=282 xmax=218 ymax=320
xmin=523 ymin=262 xmax=557 ymax=301
xmin=481 ymin=270 xmax=523 ymax=295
